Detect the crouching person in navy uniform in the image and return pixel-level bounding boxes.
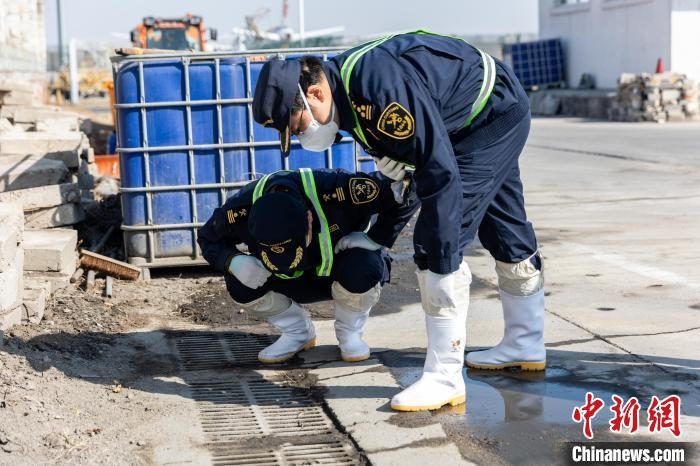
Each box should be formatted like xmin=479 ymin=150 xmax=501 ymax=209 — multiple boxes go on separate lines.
xmin=198 ymin=168 xmax=417 ymax=364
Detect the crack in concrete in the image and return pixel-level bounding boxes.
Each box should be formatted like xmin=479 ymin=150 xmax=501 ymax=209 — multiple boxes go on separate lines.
xmin=364 ymin=437 xmax=450 ymax=454
xmin=528 ymin=143 xmax=662 ymax=164
xmin=604 ymin=326 xmax=700 ymax=339
xmin=529 ymin=194 xmax=700 ymax=207
xmin=547 ymin=326 xmax=700 ymax=347
xmin=545 ymin=307 xmax=674 ymax=374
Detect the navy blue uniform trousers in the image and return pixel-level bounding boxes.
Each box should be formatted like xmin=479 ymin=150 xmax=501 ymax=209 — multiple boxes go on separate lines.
xmin=415 ymin=113 xmax=537 ymax=269
xmin=225 ymin=248 xmax=391 ymax=305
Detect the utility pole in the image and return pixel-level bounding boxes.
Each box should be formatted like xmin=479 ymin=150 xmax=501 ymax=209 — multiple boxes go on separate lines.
xmin=298 ymin=0 xmax=305 ymax=47
xmin=56 ymin=0 xmax=65 ymax=66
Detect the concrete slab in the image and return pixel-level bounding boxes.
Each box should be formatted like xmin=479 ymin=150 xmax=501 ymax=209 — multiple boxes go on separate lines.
xmin=0 ymin=132 xmax=85 ymax=169
xmin=24 ymin=203 xmax=85 ymax=229
xmin=0 ymin=183 xmax=80 ymax=212
xmin=21 ymin=285 xmax=47 ymax=324
xmin=24 ymin=268 xmax=74 ymax=294
xmin=0 ymin=305 xmax=22 ymax=331
xmin=0 ymin=155 xmax=69 ymax=191
xmin=0 ymin=131 xmax=82 ymax=155
xmin=0 ymin=202 xmax=23 ymax=273
xmin=23 ymin=228 xmax=78 ymax=272
xmin=1 ymin=91 xmax=34 ymax=106
xmin=0 ymin=247 xmax=23 ymax=312
xmin=0 ymin=105 xmax=68 ymax=122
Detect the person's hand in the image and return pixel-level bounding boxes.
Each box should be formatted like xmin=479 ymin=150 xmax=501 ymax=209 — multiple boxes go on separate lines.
xmin=424 ymin=270 xmax=457 ymax=308
xmin=374 ymin=156 xmax=406 ymax=181
xmin=228 ymin=255 xmax=272 ymax=289
xmin=334 ymin=231 xmax=383 ymax=253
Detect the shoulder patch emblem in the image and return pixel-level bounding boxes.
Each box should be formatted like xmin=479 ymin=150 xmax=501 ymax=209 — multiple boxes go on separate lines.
xmin=377 ymin=102 xmax=414 ymax=140
xmin=349 ymin=178 xmax=379 ymax=205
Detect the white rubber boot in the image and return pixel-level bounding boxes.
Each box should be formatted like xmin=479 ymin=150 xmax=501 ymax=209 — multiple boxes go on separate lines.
xmin=390 ymin=312 xmax=467 ymax=411
xmin=466 ymin=288 xmax=546 ymax=371
xmin=332 ymin=282 xmax=380 ymax=362
xmin=258 ymin=301 xmax=316 ymax=364
xmin=390 ymin=263 xmax=470 ymax=412
xmin=334 ymin=305 xmax=370 ymax=362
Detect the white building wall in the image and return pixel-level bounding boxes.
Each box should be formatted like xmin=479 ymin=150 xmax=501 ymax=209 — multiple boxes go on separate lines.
xmin=670 ymin=1 xmax=700 ymax=84
xmin=0 ymin=0 xmax=46 ymax=73
xmin=0 ymin=0 xmax=47 ymax=102
xmin=539 ymin=0 xmax=672 ymax=88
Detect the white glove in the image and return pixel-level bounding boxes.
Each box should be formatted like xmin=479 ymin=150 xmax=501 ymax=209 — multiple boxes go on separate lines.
xmin=228 ymin=255 xmax=272 ymax=289
xmin=334 ymin=231 xmax=383 ymax=254
xmin=424 ymin=270 xmax=457 ymax=308
xmin=374 ymin=156 xmax=406 ymax=181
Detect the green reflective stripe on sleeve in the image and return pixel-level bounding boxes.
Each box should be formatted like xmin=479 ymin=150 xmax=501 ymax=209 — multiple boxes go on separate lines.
xmin=340 ymin=30 xmax=496 ymax=139
xmin=463 ymin=50 xmax=496 ymax=127
xmin=252 ymin=174 xmax=272 ymax=202
xmin=275 ymin=270 xmax=304 ymax=280
xmin=299 ymin=168 xmax=333 ymax=277
xmin=340 ymin=35 xmax=398 ymax=149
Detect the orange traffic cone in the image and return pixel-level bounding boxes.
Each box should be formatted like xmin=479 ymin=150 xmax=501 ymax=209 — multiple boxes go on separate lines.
xmin=655 ymin=57 xmax=664 ymax=74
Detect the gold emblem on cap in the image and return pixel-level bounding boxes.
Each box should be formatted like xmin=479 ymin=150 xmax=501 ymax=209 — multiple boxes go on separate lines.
xmin=271 ymin=245 xmax=285 ymax=254
xmin=260 ymin=239 xmax=291 ymax=247
xmin=289 ymin=246 xmax=303 ymax=269
xmin=260 ymin=251 xmax=279 ymax=271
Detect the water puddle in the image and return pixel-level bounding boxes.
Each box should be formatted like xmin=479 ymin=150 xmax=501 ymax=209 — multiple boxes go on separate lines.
xmin=384 ymin=351 xmax=659 ymax=465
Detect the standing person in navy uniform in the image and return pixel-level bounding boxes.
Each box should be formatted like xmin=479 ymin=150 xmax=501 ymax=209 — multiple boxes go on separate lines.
xmin=198 ymin=168 xmax=417 ymax=364
xmin=252 ymin=31 xmax=545 ymax=412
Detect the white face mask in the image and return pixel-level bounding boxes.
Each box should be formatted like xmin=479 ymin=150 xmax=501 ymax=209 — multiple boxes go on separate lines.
xmin=296 ymin=84 xmax=339 ymax=152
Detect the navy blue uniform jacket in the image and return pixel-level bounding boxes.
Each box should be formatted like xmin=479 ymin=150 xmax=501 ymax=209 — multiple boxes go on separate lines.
xmin=325 ymin=33 xmax=530 ymax=274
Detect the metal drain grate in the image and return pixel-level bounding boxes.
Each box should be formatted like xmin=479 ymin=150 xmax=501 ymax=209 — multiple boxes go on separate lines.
xmin=209 ymin=441 xmax=358 ymax=466
xmin=173 ymin=331 xmax=365 ymax=465
xmin=173 ymin=331 xmax=273 ymax=370
xmin=190 ymin=378 xmax=333 ymax=439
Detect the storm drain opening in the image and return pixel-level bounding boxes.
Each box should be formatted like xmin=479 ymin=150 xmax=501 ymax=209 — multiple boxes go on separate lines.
xmin=172 ymin=330 xmax=366 ymax=465
xmin=188 ymin=377 xmax=334 ymax=439
xmin=208 ymin=440 xmax=360 ymax=466
xmin=171 ymin=330 xmax=274 ymax=370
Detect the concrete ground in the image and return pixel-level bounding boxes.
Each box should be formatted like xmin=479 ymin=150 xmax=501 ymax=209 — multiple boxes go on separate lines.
xmin=299 ymin=117 xmax=700 ymax=465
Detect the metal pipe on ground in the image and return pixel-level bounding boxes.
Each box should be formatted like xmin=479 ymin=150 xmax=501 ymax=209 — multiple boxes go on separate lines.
xmin=104 ymin=276 xmax=113 ymax=298
xmin=70 ymin=267 xmax=85 ymax=284
xmin=86 ymin=269 xmax=96 ymax=290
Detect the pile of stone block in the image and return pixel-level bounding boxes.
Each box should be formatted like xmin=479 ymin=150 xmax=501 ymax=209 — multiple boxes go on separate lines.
xmin=608 ymin=72 xmax=699 ymax=123
xmin=0 ymin=81 xmax=95 ymax=334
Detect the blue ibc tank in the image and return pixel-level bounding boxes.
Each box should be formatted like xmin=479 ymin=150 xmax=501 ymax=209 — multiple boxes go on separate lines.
xmin=115 ymin=51 xmax=375 ymax=267
xmin=503 ymin=39 xmax=565 ymax=90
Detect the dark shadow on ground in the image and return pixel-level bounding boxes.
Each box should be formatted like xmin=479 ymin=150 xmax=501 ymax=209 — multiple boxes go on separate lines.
xmin=0 ymin=330 xmax=700 ymax=418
